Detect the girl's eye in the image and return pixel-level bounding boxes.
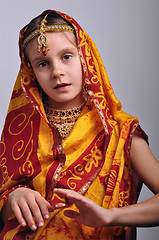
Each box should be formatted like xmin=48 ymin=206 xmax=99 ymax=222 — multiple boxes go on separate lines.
xmin=63 ymin=55 xmax=72 ymax=60
xmin=38 ymin=61 xmax=49 ymax=68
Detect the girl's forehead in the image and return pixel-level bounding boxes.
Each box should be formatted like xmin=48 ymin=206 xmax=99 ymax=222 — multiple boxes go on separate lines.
xmin=28 ymin=31 xmax=76 ymax=49
xmin=25 ymin=31 xmax=77 ymax=59
xmin=47 ymin=31 xmax=76 ymax=44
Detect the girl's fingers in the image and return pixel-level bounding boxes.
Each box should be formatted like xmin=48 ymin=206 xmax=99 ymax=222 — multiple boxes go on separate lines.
xmin=54 ymin=188 xmax=84 ymax=205
xmin=31 ymin=195 xmax=51 ymax=222
xmin=54 ymin=188 xmax=78 ymax=199
xmin=11 ymin=201 xmax=26 ymax=227
xmin=38 ymin=198 xmax=54 ymax=219
xmin=26 ymin=197 xmax=44 ymax=229
xmin=8 ymin=188 xmax=54 ymax=230
xmin=24 ymin=193 xmax=53 ymax=228
xmin=18 ymin=200 xmax=37 ymax=230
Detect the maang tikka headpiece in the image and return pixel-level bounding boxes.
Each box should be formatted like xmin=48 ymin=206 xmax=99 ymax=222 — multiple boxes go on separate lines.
xmin=38 ymin=13 xmax=49 ymax=56
xmin=22 ymin=12 xmax=74 ymax=56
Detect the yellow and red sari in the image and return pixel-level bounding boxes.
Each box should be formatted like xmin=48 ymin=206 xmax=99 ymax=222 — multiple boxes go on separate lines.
xmin=0 ymin=10 xmax=147 ymax=240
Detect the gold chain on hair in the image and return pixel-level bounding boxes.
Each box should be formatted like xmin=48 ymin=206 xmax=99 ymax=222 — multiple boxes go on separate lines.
xmin=22 ymin=12 xmax=74 ymax=56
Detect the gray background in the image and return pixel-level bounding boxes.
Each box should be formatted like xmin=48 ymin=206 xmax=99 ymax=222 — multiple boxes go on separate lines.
xmin=0 ymin=1 xmax=159 ymax=239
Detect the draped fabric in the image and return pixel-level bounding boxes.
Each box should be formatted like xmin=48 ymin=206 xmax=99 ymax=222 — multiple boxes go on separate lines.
xmin=0 ymin=10 xmax=147 ymax=240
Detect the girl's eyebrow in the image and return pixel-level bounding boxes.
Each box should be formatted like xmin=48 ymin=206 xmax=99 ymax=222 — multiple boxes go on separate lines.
xmin=31 ymin=47 xmax=77 ymax=63
xmin=56 ymin=46 xmax=78 ymax=56
xmin=61 ymin=46 xmax=77 ymax=53
xmin=31 ymin=56 xmax=46 ymax=63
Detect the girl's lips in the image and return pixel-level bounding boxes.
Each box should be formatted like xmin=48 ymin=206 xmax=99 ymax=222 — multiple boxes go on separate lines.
xmin=54 ymin=83 xmax=71 ymax=90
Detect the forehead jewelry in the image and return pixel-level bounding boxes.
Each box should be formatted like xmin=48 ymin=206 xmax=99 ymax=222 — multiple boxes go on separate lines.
xmin=22 ymin=14 xmax=74 ymax=56
xmin=38 ymin=14 xmax=49 ymax=56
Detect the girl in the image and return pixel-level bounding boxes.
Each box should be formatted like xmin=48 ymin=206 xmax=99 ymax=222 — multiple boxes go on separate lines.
xmin=0 ymin=9 xmax=159 ymax=240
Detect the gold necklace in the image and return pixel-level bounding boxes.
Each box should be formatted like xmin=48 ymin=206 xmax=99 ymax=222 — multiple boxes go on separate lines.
xmin=45 ymin=104 xmax=84 ymax=139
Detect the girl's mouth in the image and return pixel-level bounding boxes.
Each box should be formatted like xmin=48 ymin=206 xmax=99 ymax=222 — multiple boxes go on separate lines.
xmin=54 ymin=83 xmax=71 ymax=90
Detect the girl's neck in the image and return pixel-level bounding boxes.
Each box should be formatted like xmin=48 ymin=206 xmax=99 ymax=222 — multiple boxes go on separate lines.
xmin=47 ymin=96 xmax=84 ymax=110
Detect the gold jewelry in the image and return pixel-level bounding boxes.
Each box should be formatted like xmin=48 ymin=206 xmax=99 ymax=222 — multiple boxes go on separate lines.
xmin=23 ymin=25 xmax=74 ymax=49
xmin=23 ymin=25 xmax=74 ymax=55
xmin=23 ymin=18 xmax=74 ymax=56
xmin=45 ymin=104 xmax=84 ymax=139
xmin=37 ymin=14 xmax=49 ymax=56
xmin=83 ymin=84 xmax=93 ymax=110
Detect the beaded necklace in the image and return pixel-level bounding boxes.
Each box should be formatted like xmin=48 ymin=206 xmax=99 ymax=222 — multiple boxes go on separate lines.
xmin=45 ymin=104 xmax=84 ymax=139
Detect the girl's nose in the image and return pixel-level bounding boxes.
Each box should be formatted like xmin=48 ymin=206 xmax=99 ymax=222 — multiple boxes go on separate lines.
xmin=52 ymin=62 xmax=64 ymax=79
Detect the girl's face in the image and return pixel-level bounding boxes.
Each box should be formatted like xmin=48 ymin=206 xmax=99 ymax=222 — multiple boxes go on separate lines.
xmin=26 ymin=31 xmax=84 ymax=109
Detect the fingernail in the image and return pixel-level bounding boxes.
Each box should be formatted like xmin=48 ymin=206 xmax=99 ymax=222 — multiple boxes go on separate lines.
xmin=38 ymin=222 xmax=44 ymax=227
xmin=21 ymin=221 xmax=26 ymax=227
xmin=44 ymin=214 xmax=49 ymax=219
xmin=31 ymin=224 xmax=37 ymax=230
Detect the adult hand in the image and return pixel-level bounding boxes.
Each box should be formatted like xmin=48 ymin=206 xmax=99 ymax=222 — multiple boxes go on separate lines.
xmin=2 ymin=187 xmax=54 ymax=231
xmin=53 ymin=188 xmax=112 ymax=227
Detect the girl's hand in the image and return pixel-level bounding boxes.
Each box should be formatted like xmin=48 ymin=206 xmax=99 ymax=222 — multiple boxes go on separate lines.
xmin=2 ymin=187 xmax=54 ymax=231
xmin=54 ymin=188 xmax=112 ymax=227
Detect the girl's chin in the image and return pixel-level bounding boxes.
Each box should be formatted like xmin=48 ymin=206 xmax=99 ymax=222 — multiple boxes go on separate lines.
xmin=48 ymin=99 xmax=84 ymax=110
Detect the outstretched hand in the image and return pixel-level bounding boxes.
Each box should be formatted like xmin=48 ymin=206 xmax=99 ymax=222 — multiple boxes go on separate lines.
xmin=53 ymin=188 xmax=112 ymax=227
